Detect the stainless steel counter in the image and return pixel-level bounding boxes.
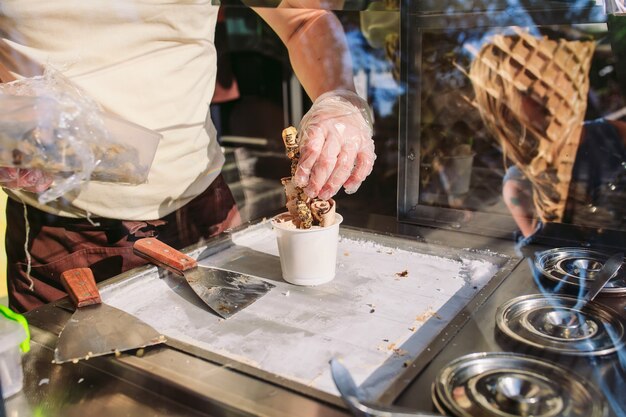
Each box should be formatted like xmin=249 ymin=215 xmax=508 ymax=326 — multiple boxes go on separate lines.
xmin=12 ymin=212 xmax=626 ymax=417
xmin=17 ymin=303 xmax=348 ymax=417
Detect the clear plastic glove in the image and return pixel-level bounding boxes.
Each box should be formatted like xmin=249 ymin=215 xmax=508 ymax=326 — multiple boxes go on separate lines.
xmin=0 ymin=167 xmax=53 ymax=193
xmin=294 ymin=90 xmax=375 ymax=201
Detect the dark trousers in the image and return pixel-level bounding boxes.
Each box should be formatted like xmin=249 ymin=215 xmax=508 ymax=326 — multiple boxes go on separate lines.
xmin=6 ymin=175 xmax=241 ymax=312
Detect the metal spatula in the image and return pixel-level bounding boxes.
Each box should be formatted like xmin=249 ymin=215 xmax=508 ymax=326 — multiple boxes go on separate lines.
xmin=54 ymin=268 xmax=166 ymax=364
xmin=329 ymin=359 xmax=442 ymax=417
xmin=579 ymin=252 xmax=623 ymax=307
xmin=133 ymin=238 xmax=274 ymax=318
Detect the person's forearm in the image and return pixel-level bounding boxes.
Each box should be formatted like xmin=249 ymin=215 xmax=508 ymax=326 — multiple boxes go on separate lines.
xmin=254 ymin=7 xmax=355 ymax=100
xmin=255 ymin=4 xmax=375 ymax=200
xmin=284 ymin=10 xmax=355 ymax=100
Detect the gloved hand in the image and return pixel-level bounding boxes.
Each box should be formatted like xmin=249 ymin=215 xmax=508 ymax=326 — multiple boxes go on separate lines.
xmin=0 ymin=167 xmax=53 ymax=193
xmin=294 ymin=90 xmax=375 ymax=201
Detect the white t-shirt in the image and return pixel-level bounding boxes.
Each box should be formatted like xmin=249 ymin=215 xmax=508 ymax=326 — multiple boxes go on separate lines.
xmin=0 ymin=0 xmax=223 ymax=220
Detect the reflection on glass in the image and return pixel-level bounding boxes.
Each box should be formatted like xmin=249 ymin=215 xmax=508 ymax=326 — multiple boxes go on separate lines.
xmin=408 ymin=11 xmax=626 ymax=237
xmin=469 ymin=27 xmax=625 ymax=236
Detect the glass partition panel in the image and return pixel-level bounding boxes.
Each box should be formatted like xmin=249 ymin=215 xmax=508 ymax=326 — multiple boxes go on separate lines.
xmin=398 ymin=1 xmax=626 ymax=248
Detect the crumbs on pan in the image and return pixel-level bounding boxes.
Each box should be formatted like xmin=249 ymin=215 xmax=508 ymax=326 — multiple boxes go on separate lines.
xmin=393 ymin=348 xmax=408 ymax=357
xmin=415 ymin=308 xmax=436 ymax=323
xmin=395 ymin=270 xmax=408 ymax=278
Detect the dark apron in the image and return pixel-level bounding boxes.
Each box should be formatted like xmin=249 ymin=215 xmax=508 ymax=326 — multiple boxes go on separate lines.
xmin=5 ymin=174 xmax=241 ymax=312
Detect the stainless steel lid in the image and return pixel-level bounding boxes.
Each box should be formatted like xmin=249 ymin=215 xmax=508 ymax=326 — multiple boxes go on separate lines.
xmin=535 ymin=248 xmax=626 ymax=296
xmin=432 ymin=352 xmax=606 ymax=417
xmin=496 ymin=294 xmax=625 ymax=356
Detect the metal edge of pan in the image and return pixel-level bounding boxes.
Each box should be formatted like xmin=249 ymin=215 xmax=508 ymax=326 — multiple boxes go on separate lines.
xmin=432 ymin=351 xmax=607 ymax=417
xmin=495 ymin=294 xmax=626 ymax=356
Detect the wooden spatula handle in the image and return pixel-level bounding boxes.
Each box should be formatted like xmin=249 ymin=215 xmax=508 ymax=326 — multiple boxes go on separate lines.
xmin=133 ymin=237 xmax=197 ymax=273
xmin=60 ymin=268 xmax=102 ymax=308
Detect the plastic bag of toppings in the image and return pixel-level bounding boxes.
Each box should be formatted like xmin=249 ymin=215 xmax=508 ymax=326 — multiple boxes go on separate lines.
xmin=0 ymin=68 xmax=161 ymax=203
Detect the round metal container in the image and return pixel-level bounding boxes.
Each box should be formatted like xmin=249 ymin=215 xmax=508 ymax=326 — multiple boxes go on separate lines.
xmin=432 ymin=352 xmax=606 ymax=417
xmin=534 ymin=248 xmax=626 ymax=297
xmin=496 ymin=294 xmax=625 ymax=356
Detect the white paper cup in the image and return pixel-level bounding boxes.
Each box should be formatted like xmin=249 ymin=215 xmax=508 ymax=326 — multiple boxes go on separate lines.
xmin=271 ymin=212 xmax=343 ymax=286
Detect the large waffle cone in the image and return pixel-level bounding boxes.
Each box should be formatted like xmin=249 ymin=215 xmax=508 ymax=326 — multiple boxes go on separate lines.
xmin=469 ymin=28 xmax=595 ymax=222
